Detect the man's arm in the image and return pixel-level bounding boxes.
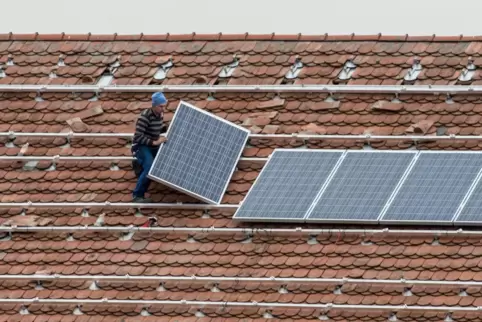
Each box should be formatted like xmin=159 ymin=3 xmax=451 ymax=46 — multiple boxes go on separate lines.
xmin=134 ymin=113 xmax=154 ymax=146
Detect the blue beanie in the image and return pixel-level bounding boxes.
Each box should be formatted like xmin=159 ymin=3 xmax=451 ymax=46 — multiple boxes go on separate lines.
xmin=152 ymin=92 xmax=167 ymax=107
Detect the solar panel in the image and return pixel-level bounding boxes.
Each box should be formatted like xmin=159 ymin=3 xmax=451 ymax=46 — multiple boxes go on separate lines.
xmin=306 ymin=151 xmax=416 ymax=223
xmin=233 ymin=150 xmax=344 ymax=222
xmin=452 ymin=164 xmax=482 ymax=225
xmin=148 ymin=101 xmax=250 ymax=204
xmin=380 ymin=152 xmax=482 ymax=225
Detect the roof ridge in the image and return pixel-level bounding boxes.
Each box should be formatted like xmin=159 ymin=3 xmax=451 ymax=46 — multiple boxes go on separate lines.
xmin=1 ymin=32 xmax=482 ymax=42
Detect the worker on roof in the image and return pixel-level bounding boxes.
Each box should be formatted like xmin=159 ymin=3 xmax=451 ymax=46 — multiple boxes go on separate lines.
xmin=131 ymin=92 xmax=168 ymax=203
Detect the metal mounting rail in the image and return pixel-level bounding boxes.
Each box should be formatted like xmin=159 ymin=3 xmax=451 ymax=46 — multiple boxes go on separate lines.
xmin=0 ymin=298 xmax=478 ymax=312
xmin=0 ymin=132 xmax=134 ymax=139
xmin=251 ymin=134 xmax=482 ymax=141
xmin=0 ymin=202 xmax=239 ymax=210
xmin=2 ymin=274 xmax=482 ymax=288
xmin=0 ymin=156 xmax=266 ymax=163
xmin=0 ymin=156 xmax=133 ymax=162
xmin=0 ymin=84 xmax=482 ymax=95
xmin=2 ymin=132 xmax=482 ymax=142
xmin=1 ymin=226 xmax=482 ymax=237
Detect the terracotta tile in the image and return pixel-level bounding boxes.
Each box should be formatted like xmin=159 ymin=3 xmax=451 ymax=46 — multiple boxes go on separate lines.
xmin=2 ymin=37 xmax=482 ymax=318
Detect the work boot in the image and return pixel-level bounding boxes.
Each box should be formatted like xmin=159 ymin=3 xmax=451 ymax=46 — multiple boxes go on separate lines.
xmin=132 ymin=196 xmax=153 ymax=203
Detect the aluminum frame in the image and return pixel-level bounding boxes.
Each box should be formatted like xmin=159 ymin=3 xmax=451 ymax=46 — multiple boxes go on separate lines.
xmin=3 ymin=132 xmax=482 ymax=142
xmin=1 ymin=84 xmax=482 ymax=95
xmin=147 ymin=100 xmax=250 ymax=205
xmin=0 ymin=156 xmax=134 ymax=162
xmin=0 ymin=298 xmax=478 ymax=312
xmin=1 ymin=274 xmax=481 ymax=288
xmin=0 ymin=202 xmax=239 ymax=210
xmin=0 ymin=156 xmax=266 ymax=163
xmin=2 ymin=225 xmax=482 ymax=237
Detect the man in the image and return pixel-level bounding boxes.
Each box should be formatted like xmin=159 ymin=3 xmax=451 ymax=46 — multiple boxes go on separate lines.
xmin=131 ymin=92 xmax=168 ymax=203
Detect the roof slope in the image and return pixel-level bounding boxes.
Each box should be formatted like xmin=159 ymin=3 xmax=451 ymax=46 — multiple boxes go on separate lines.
xmin=0 ymin=33 xmax=482 ymax=321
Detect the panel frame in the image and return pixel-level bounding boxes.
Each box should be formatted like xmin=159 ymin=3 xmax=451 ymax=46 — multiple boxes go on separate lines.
xmin=304 ymin=150 xmax=418 ymax=224
xmin=379 ymin=150 xmax=482 ymax=226
xmin=147 ymin=100 xmax=250 ymax=205
xmin=232 ymin=149 xmax=346 ymax=223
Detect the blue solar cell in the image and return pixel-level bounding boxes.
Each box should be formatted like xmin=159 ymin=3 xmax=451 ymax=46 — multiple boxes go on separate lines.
xmin=380 ymin=152 xmax=482 ymax=224
xmin=306 ymin=151 xmax=416 ymax=223
xmin=233 ymin=150 xmax=343 ymax=221
xmin=148 ymin=101 xmax=250 ymax=204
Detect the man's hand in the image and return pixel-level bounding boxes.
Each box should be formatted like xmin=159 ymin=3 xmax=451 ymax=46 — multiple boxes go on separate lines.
xmin=153 ymin=136 xmax=168 ymax=146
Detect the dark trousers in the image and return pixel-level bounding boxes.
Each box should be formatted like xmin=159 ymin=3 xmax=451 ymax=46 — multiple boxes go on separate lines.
xmin=132 ymin=145 xmax=159 ymax=198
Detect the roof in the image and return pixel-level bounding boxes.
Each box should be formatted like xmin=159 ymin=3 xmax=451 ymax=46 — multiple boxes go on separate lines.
xmin=1 ymin=32 xmax=482 ymax=321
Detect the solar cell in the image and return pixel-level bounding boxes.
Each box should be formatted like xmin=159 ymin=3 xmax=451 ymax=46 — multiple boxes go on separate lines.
xmin=233 ymin=149 xmax=344 ymax=222
xmin=148 ymin=101 xmax=250 ymax=204
xmin=380 ymin=152 xmax=482 ymax=224
xmin=306 ymin=151 xmax=416 ymax=223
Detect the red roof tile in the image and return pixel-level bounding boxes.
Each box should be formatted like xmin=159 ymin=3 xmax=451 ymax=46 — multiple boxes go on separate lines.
xmin=1 ymin=33 xmax=482 ymax=320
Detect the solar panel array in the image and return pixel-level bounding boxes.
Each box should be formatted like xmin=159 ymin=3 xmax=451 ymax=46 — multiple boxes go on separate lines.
xmin=148 ymin=101 xmax=250 ymax=204
xmin=233 ymin=149 xmax=482 ymax=226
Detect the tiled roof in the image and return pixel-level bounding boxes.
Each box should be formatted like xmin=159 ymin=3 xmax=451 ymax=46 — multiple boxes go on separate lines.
xmin=1 ymin=33 xmax=482 ymax=321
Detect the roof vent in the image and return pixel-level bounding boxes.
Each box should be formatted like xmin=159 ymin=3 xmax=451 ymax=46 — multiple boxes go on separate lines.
xmin=337 ymin=59 xmax=357 ymax=80
xmin=458 ymin=57 xmax=476 ymax=83
xmin=6 ymin=55 xmax=14 ymax=66
xmin=58 ymin=55 xmax=65 ymax=67
xmin=285 ymin=56 xmax=303 ymax=79
xmin=403 ymin=58 xmax=422 ymax=83
xmin=154 ymin=58 xmax=174 ymax=80
xmin=218 ymin=55 xmax=239 ymax=78
xmin=0 ymin=66 xmax=5 ymax=78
